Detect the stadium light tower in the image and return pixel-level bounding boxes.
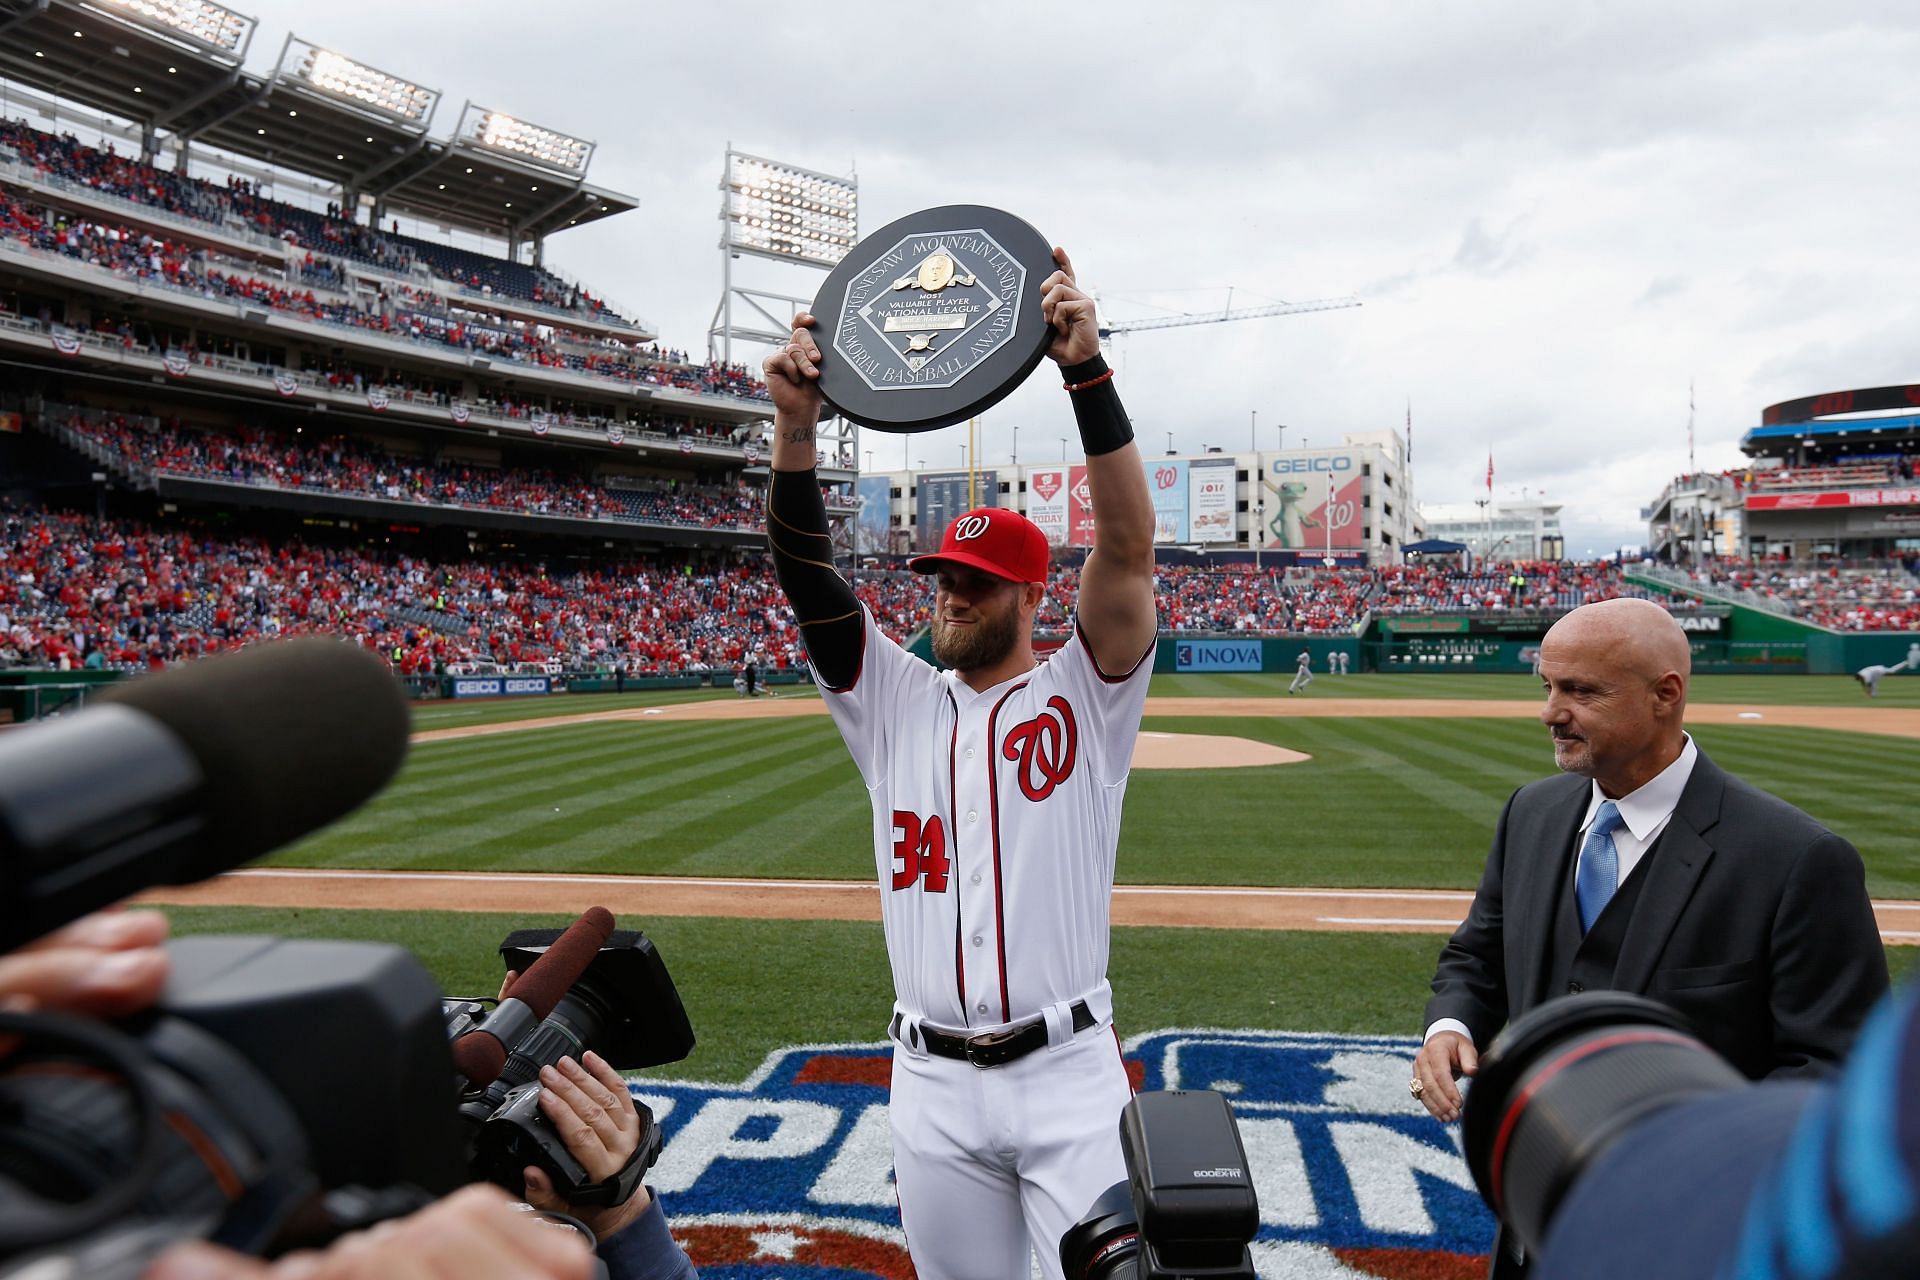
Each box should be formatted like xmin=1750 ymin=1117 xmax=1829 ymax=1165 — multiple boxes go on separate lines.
xmin=94 ymin=0 xmax=255 ymax=57
xmin=282 ymin=37 xmax=438 ymax=126
xmin=458 ymin=104 xmax=593 ymax=175
xmin=711 ymin=146 xmax=860 ymax=564
xmin=709 ymin=146 xmax=857 ymax=367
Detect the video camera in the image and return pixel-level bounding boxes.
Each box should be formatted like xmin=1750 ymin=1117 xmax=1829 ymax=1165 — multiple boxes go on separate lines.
xmin=1461 ymin=988 xmax=1920 ymax=1280
xmin=1061 ymin=1090 xmax=1260 ymax=1280
xmin=0 ymin=640 xmax=695 ymax=1277
xmin=450 ymin=918 xmax=694 ymax=1205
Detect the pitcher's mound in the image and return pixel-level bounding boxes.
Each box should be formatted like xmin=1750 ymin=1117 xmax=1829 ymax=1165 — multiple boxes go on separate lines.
xmin=1133 ymin=731 xmax=1309 ymax=769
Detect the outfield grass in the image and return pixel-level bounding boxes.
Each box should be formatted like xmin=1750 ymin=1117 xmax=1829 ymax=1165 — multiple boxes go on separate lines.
xmin=148 ymin=907 xmax=1920 ymax=1082
xmin=400 ymin=671 xmax=1917 ymax=734
xmin=280 ymin=712 xmax=1920 ymax=897
xmin=1147 ymin=670 xmax=1920 ymax=706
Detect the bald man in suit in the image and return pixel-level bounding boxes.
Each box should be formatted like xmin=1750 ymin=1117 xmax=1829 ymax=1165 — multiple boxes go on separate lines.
xmin=1411 ymin=599 xmax=1888 ymax=1277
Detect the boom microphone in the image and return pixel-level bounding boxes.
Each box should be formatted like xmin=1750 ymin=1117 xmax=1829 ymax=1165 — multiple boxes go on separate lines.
xmin=0 ymin=639 xmax=410 ymax=951
xmin=449 ymin=906 xmax=616 ymax=1086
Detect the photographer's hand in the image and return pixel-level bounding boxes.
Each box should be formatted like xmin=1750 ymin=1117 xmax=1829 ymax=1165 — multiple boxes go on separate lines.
xmin=524 ymin=1051 xmax=652 ymax=1241
xmin=0 ymin=908 xmax=169 ymax=1020
xmin=145 ymin=1184 xmax=594 ymax=1279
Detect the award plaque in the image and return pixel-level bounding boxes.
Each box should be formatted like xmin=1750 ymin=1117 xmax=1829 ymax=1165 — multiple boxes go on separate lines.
xmin=810 ymin=205 xmax=1057 ymax=433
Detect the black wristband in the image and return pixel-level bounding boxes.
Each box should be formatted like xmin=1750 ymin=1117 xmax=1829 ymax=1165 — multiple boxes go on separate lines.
xmin=1061 ymin=356 xmax=1133 ymax=456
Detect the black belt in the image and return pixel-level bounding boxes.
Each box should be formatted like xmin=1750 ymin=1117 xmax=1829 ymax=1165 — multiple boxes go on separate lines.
xmin=894 ymin=1001 xmax=1096 ymax=1068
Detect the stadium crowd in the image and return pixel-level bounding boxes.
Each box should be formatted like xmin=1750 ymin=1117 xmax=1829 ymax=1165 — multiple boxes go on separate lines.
xmin=53 ymin=408 xmax=768 ymax=530
xmin=0 ymin=183 xmax=769 ymax=401
xmin=1368 ymin=561 xmax=1675 ymax=615
xmin=6 ymin=497 xmax=1916 ymax=677
xmin=0 ymin=507 xmax=887 ymax=675
xmin=1664 ymin=560 xmax=1920 ymax=631
xmin=0 ymin=119 xmax=624 ymax=322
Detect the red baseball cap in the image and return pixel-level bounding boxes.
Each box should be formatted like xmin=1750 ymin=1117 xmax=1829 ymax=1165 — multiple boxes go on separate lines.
xmin=908 ymin=507 xmax=1050 ymax=583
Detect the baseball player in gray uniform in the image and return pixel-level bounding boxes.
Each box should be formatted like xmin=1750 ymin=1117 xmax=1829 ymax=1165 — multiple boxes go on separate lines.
xmin=762 ymin=249 xmax=1157 ymax=1280
xmin=1854 ymin=657 xmax=1912 ymax=697
xmin=1289 ymin=647 xmax=1314 ymax=694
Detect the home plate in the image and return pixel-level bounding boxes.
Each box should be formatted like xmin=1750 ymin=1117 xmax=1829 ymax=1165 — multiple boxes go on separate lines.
xmin=1132 ymin=732 xmax=1309 ymax=769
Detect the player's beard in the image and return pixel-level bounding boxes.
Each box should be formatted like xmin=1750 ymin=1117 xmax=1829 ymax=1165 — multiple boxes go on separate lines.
xmin=932 ymin=598 xmax=1022 ymax=671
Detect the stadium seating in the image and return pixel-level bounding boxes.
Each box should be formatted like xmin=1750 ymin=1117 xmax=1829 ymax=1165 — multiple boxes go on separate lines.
xmin=0 ymin=191 xmax=769 ymax=400
xmin=0 ymin=119 xmax=623 ymax=323
xmin=1666 ymin=560 xmax=1920 ymax=631
xmin=0 ymin=506 xmax=846 ymax=675
xmin=49 ymin=408 xmax=764 ymax=531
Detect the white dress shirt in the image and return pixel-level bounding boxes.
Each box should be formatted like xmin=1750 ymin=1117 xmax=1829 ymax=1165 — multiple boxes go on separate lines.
xmin=1425 ymin=735 xmax=1699 ymax=1046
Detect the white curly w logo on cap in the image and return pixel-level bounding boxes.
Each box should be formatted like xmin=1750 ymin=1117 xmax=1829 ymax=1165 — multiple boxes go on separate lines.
xmin=954 ymin=515 xmax=992 ymax=541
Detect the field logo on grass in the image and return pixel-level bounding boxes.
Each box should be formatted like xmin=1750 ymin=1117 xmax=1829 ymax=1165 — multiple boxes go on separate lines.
xmin=626 ymin=1029 xmax=1494 ymax=1278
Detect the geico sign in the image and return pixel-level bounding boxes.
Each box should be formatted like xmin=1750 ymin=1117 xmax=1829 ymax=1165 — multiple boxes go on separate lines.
xmin=504 ymin=677 xmax=549 ymax=693
xmin=1271 ymin=456 xmax=1354 ymax=474
xmin=1676 ymin=615 xmax=1723 ymax=632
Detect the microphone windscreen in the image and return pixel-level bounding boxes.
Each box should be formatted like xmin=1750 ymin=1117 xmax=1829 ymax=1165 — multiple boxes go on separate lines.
xmin=450 ymin=1030 xmax=508 ymax=1086
xmin=509 ymin=907 xmax=616 ymax=1019
xmin=99 ymin=638 xmax=410 ymax=877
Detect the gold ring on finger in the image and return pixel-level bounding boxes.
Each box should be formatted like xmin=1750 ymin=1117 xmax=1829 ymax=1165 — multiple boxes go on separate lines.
xmin=1409 ymin=1077 xmax=1424 ymax=1099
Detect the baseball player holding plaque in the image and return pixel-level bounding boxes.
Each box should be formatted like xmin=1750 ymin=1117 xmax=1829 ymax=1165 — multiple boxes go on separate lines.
xmin=763 ymin=246 xmax=1157 ymax=1280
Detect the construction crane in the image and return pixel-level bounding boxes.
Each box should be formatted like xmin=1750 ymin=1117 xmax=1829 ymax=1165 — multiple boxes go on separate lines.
xmin=1097 ymin=294 xmax=1360 ymax=340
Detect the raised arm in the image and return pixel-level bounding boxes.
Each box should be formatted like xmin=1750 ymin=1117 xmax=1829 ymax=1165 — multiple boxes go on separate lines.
xmin=1043 ymin=249 xmax=1156 ymax=673
xmin=763 ymin=317 xmax=863 ymax=690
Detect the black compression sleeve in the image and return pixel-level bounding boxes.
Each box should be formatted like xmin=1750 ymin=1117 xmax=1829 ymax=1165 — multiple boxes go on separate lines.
xmin=1060 ymin=355 xmax=1133 ymax=456
xmin=767 ymin=468 xmax=863 ymax=691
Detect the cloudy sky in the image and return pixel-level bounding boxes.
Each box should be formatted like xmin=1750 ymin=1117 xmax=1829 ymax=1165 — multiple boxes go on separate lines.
xmin=90 ymin=2 xmax=1920 ymax=553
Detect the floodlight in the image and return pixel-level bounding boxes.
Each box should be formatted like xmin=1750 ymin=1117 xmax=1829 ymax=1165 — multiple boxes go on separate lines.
xmin=722 ymin=150 xmax=857 ymax=268
xmin=467 ymin=109 xmax=592 ymax=175
xmin=91 ymin=0 xmax=252 ymax=55
xmin=288 ymin=39 xmax=436 ymax=124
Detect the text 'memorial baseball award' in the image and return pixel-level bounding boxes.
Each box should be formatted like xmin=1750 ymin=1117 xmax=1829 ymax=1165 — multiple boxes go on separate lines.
xmin=812 ymin=205 xmax=1057 ymax=433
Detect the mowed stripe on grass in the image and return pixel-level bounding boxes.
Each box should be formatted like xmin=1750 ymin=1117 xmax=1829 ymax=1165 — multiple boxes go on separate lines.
xmin=278 ymin=713 xmax=1920 ymax=898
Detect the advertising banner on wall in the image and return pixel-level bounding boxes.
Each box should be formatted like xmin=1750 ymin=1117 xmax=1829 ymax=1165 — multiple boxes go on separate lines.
xmin=1188 ymin=458 xmax=1236 ymax=544
xmin=915 ymin=472 xmax=997 ymax=550
xmin=1259 ymin=451 xmax=1363 ymax=552
xmin=1174 ymin=638 xmax=1264 ymax=672
xmin=1145 ymin=459 xmax=1188 ymax=544
xmin=1068 ymin=465 xmax=1097 ymax=547
xmin=855 ymin=475 xmax=892 ymax=556
xmin=1745 ymin=487 xmax=1920 ymax=510
xmin=1026 ymin=467 xmax=1070 ymax=544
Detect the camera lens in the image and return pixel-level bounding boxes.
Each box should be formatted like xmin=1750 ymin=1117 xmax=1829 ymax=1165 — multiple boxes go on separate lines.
xmin=1461 ymin=993 xmax=1743 ymax=1258
xmin=1060 ymin=1181 xmax=1139 ymax=1280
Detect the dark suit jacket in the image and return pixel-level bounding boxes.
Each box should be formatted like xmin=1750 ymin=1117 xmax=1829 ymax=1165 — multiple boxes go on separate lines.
xmin=1426 ymin=749 xmax=1888 ymax=1081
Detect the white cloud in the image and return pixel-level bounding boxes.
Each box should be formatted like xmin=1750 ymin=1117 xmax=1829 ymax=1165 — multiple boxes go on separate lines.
xmin=213 ymin=1 xmax=1920 ymax=555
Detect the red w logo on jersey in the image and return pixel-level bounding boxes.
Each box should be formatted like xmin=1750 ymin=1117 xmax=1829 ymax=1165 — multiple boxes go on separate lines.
xmin=1001 ymin=696 xmax=1078 ymax=801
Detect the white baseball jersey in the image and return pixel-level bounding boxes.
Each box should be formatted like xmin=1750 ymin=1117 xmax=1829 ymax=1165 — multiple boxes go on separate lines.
xmin=817 ymin=606 xmax=1154 ymax=1033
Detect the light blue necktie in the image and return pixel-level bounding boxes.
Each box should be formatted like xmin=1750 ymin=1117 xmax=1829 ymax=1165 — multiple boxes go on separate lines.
xmin=1576 ymin=800 xmax=1625 ymax=935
